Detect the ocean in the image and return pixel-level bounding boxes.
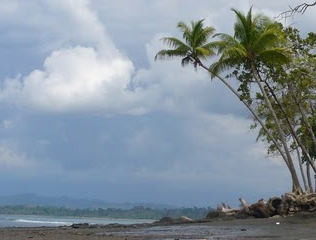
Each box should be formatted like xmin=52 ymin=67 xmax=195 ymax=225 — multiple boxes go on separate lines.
xmin=0 ymin=214 xmax=155 ymax=228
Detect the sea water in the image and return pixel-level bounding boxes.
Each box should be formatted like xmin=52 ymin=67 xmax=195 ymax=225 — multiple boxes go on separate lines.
xmin=0 ymin=214 xmax=155 ymax=228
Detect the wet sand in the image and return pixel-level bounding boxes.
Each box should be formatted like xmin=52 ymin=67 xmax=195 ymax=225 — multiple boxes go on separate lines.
xmin=0 ymin=215 xmax=316 ymax=239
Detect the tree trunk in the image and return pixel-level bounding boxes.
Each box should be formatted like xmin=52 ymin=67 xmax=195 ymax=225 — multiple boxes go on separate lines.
xmin=265 ymin=82 xmax=316 ymax=173
xmin=289 ymin=85 xmax=316 ymax=160
xmin=251 ymin=64 xmax=301 ymax=192
xmin=296 ymin=147 xmax=309 ymax=192
xmin=307 ymin=161 xmax=314 ymax=193
xmin=287 ymin=85 xmax=316 ymax=173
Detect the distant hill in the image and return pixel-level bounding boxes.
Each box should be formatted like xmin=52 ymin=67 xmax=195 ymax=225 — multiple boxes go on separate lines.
xmin=0 ymin=193 xmax=175 ymax=210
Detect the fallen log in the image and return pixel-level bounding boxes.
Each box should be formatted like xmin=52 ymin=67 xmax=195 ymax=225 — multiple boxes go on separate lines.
xmin=239 ymin=198 xmax=251 ymax=214
xmin=216 ymin=203 xmax=240 ymax=215
xmin=249 ymin=199 xmax=271 ymax=218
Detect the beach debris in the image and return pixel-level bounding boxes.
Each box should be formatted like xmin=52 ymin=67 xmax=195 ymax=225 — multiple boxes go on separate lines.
xmin=208 ymin=191 xmax=316 ymax=219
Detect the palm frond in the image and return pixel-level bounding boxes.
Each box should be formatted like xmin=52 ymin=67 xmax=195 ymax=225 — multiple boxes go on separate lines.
xmin=202 ymin=26 xmax=216 ymax=39
xmin=253 ymin=29 xmax=279 ymax=52
xmin=259 ymin=48 xmax=291 ymax=64
xmin=210 ymin=54 xmax=242 ymax=77
xmin=197 ymin=41 xmax=218 ymax=58
xmin=195 ymin=47 xmax=213 ymax=59
xmin=195 ymin=26 xmax=216 ymax=47
xmin=161 ymin=37 xmax=189 ymax=49
xmin=155 ymin=37 xmax=191 ymax=61
xmin=155 ymin=49 xmax=189 ymax=61
xmin=232 ymin=8 xmax=251 ymax=44
xmin=253 ymin=13 xmax=273 ymax=29
xmin=214 ymin=33 xmax=239 ymax=53
xmin=177 ymin=21 xmax=192 ymax=45
xmin=201 ymin=41 xmax=221 ymax=52
xmin=216 ymin=40 xmax=247 ymax=59
xmin=191 ymin=20 xmax=207 ymax=46
xmin=177 ymin=21 xmax=191 ymax=33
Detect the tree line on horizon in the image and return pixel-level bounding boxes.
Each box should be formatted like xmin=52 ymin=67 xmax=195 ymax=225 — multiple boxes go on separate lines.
xmin=0 ymin=205 xmax=213 ymax=220
xmin=155 ymin=5 xmax=316 ymax=197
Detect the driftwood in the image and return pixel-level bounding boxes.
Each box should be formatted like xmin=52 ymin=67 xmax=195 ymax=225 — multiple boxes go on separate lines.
xmin=212 ymin=192 xmax=316 ymax=219
xmin=283 ymin=192 xmax=316 ymax=213
xmin=216 ymin=202 xmax=240 ymax=216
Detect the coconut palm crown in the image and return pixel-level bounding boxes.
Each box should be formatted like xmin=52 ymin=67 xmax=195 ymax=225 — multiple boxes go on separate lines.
xmin=155 ymin=19 xmax=217 ymax=69
xmin=210 ymin=7 xmax=291 ymax=76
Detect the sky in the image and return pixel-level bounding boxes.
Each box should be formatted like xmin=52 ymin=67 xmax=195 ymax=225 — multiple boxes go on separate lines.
xmin=0 ymin=0 xmax=314 ymax=208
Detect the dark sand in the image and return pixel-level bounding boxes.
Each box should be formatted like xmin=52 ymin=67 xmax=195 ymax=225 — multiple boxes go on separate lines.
xmin=1 ymin=215 xmax=316 ymax=239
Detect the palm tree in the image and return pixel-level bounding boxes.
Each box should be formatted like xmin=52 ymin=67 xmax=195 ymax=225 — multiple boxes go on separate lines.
xmin=155 ymin=19 xmax=217 ymax=68
xmin=210 ymin=7 xmax=302 ymax=191
xmin=155 ymin=17 xmax=296 ymax=190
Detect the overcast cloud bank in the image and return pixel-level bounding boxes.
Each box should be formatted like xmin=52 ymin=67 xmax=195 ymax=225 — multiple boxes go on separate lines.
xmin=0 ymin=0 xmax=312 ymax=206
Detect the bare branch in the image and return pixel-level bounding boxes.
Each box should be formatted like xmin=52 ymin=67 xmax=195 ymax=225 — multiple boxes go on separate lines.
xmin=276 ymin=2 xmax=316 ymax=20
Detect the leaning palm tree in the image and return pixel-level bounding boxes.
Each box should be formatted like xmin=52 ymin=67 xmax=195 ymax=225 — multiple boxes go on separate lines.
xmin=211 ymin=7 xmax=302 ymax=191
xmin=154 ymin=17 xmax=295 ymax=190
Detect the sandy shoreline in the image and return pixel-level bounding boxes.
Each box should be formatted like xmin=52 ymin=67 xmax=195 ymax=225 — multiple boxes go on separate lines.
xmin=0 ymin=215 xmax=316 ymax=239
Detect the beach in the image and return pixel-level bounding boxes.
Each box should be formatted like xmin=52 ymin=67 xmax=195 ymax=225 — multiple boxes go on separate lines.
xmin=0 ymin=214 xmax=316 ymax=240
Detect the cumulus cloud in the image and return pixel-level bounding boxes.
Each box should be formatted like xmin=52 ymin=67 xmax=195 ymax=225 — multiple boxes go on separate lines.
xmin=0 ymin=0 xmax=147 ymax=114
xmin=0 ymin=0 xmax=211 ymax=115
xmin=0 ymin=25 xmax=238 ymax=116
xmin=0 ymin=46 xmax=136 ymax=113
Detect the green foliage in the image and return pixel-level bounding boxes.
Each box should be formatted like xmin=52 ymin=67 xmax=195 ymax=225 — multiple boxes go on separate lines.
xmin=156 ymin=6 xmax=316 ymax=191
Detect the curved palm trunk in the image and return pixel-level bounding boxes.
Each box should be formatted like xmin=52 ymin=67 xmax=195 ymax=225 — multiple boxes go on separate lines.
xmin=197 ymin=62 xmax=290 ymax=169
xmin=251 ymin=64 xmax=301 ymax=192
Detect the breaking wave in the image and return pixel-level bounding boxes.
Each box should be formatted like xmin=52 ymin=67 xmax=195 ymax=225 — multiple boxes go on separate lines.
xmin=13 ymin=219 xmax=71 ymax=226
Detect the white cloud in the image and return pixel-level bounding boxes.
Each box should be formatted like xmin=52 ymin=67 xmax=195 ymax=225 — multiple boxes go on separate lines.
xmin=0 ymin=0 xmax=208 ymax=115
xmin=0 ymin=0 xmax=150 ymax=114
xmin=0 ymin=46 xmax=136 ymax=113
xmin=0 ymin=29 xmax=229 ymax=115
